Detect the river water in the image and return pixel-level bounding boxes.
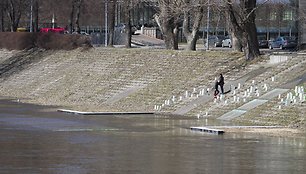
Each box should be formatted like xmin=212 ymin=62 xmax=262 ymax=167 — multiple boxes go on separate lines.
xmin=0 ymin=99 xmax=306 ymax=174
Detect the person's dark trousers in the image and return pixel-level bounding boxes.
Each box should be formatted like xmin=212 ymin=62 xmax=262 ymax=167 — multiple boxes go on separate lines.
xmin=220 ymin=85 xmax=224 ymax=94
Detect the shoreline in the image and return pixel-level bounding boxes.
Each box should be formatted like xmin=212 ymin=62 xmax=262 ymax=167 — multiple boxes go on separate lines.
xmin=222 ymin=127 xmax=306 ymax=138
xmin=1 ymin=97 xmax=305 ymax=138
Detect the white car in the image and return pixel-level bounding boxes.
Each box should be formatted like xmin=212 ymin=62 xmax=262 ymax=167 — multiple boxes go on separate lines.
xmin=222 ymin=37 xmax=232 ymax=48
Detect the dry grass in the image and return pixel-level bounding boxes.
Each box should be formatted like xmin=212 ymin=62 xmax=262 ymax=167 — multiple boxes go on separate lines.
xmin=0 ymin=47 xmax=305 ymax=132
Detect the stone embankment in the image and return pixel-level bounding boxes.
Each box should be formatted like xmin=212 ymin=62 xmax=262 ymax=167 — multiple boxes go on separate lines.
xmin=0 ymin=47 xmax=305 ymax=129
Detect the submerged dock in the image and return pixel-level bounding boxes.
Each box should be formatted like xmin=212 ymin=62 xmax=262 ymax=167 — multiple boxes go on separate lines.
xmin=190 ymin=127 xmax=225 ymax=135
xmin=57 ymin=109 xmax=155 ymax=115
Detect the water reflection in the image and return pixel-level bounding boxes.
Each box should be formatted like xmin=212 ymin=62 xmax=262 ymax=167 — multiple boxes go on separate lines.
xmin=1 ymin=99 xmax=306 ymax=174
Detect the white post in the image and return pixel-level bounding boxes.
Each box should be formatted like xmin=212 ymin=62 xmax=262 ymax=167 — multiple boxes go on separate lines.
xmin=233 ymin=96 xmax=237 ymax=102
xmin=295 ymin=86 xmax=298 ymax=95
xmin=278 ymin=105 xmax=282 ymax=109
xmin=172 ymin=96 xmax=176 ymax=102
xmin=179 ymin=96 xmax=183 ymax=101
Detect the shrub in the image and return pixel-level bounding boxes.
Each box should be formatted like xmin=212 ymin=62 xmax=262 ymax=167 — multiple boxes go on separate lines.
xmin=0 ymin=32 xmax=92 ymax=50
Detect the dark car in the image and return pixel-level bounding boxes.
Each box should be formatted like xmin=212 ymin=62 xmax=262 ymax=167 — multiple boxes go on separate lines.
xmin=269 ymin=36 xmax=297 ymax=50
xmin=258 ymin=36 xmax=269 ymax=48
xmin=204 ymin=35 xmax=226 ymax=47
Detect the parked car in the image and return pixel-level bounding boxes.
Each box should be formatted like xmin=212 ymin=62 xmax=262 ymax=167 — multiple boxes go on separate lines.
xmin=80 ymin=31 xmax=89 ymax=36
xmin=204 ymin=35 xmax=226 ymax=47
xmin=222 ymin=36 xmax=232 ymax=48
xmin=40 ymin=27 xmax=66 ymax=34
xmin=258 ymin=35 xmax=269 ymax=48
xmin=269 ymin=36 xmax=297 ymax=50
xmin=17 ymin=27 xmax=27 ymax=32
xmin=115 ymin=23 xmax=137 ymax=35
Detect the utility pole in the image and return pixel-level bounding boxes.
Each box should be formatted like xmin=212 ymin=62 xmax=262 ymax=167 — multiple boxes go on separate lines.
xmin=30 ymin=0 xmax=33 ymax=32
xmin=52 ymin=13 xmax=55 ymax=29
xmin=206 ymin=0 xmax=210 ymax=51
xmin=105 ymin=0 xmax=108 ymax=47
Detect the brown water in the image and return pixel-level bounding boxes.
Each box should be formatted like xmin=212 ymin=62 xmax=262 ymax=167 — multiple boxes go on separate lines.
xmin=1 ymin=99 xmax=306 ymax=174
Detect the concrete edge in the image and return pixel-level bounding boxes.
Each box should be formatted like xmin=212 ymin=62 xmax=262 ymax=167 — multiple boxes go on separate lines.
xmin=57 ymin=109 xmax=155 ymax=115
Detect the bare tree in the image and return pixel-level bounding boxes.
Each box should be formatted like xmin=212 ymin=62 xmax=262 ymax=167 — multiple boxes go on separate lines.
xmin=122 ymin=0 xmax=132 ymax=47
xmin=70 ymin=0 xmax=83 ymax=33
xmin=0 ymin=0 xmax=6 ymax=31
xmin=224 ymin=0 xmax=269 ymax=60
xmin=108 ymin=0 xmax=117 ymax=46
xmin=155 ymin=0 xmax=181 ymax=50
xmin=121 ymin=0 xmax=141 ymax=48
xmin=6 ymin=0 xmax=29 ymax=31
xmin=31 ymin=0 xmax=39 ymax=32
xmin=182 ymin=0 xmax=206 ymax=51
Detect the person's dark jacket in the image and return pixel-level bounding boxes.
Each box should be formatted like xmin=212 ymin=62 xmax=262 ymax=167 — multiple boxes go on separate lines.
xmin=219 ymin=75 xmax=224 ymax=85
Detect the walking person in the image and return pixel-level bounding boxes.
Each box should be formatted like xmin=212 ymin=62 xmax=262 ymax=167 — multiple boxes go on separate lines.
xmin=214 ymin=79 xmax=219 ymax=97
xmin=218 ymin=73 xmax=225 ymax=94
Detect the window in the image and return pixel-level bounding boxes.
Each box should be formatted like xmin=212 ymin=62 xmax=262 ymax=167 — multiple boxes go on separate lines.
xmin=283 ymin=10 xmax=293 ymax=21
xmin=270 ymin=12 xmax=277 ymax=20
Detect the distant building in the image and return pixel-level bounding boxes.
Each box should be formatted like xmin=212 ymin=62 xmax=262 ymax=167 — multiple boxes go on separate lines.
xmin=256 ymin=1 xmax=298 ymax=40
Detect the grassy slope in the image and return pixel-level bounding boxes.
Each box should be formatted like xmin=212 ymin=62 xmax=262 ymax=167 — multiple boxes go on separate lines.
xmin=0 ymin=47 xmax=305 ymax=128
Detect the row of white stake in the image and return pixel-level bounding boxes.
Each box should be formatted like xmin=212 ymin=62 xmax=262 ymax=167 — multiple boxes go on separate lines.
xmin=196 ymin=77 xmax=277 ymax=117
xmin=154 ymin=76 xmax=276 ymax=113
xmin=154 ymin=87 xmax=212 ymax=111
xmin=278 ymin=86 xmax=305 ymax=109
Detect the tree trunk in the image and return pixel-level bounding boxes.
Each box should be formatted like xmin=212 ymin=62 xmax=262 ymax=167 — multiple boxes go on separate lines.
xmin=186 ymin=31 xmax=198 ymax=51
xmin=69 ymin=1 xmax=75 ymax=33
xmin=123 ymin=0 xmax=132 ymax=48
xmin=231 ymin=32 xmax=242 ymax=51
xmin=160 ymin=18 xmax=179 ymax=50
xmin=162 ymin=27 xmax=175 ymax=49
xmin=7 ymin=0 xmax=21 ymax=32
xmin=182 ymin=3 xmax=203 ymax=51
xmin=173 ymin=26 xmax=179 ymax=50
xmin=108 ymin=0 xmax=116 ymax=46
xmin=0 ymin=2 xmax=4 ymax=32
xmin=156 ymin=0 xmax=179 ymax=50
xmin=33 ymin=0 xmax=39 ymax=32
xmin=226 ymin=0 xmax=260 ymax=60
xmin=244 ymin=2 xmax=260 ymax=60
xmin=74 ymin=0 xmax=82 ymax=33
